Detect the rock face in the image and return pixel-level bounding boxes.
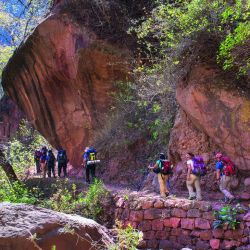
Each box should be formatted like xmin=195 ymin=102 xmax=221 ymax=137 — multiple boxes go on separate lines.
xmin=169 ymin=64 xmax=250 ymax=175
xmin=2 ymin=0 xmax=147 ymax=166
xmin=0 ymin=96 xmax=23 ymax=142
xmin=0 ymin=203 xmax=112 ymax=250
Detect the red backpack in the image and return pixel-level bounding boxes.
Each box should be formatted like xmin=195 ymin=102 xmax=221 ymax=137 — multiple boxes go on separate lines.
xmin=160 ymin=160 xmax=171 ymax=175
xmin=222 ymin=156 xmax=237 ymax=176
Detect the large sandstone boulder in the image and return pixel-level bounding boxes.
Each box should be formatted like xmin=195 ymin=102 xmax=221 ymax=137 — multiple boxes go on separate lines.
xmin=0 ymin=202 xmax=112 ymax=250
xmin=169 ymin=63 xmax=250 ymax=174
xmin=2 ymin=0 xmax=152 ymax=166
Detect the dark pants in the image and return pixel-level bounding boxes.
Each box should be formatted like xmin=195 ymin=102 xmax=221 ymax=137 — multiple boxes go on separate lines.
xmin=58 ymin=163 xmax=67 ymax=177
xmin=35 ymin=160 xmax=41 ymax=173
xmin=86 ymin=164 xmax=96 ymax=183
xmin=48 ymin=164 xmax=55 ymax=178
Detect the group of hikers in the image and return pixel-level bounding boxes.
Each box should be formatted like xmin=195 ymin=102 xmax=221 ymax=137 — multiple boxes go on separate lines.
xmin=149 ymin=152 xmax=237 ymax=203
xmin=34 ymin=145 xmax=237 ymax=203
xmin=34 ymin=146 xmax=98 ymax=183
xmin=34 ymin=146 xmax=68 ymax=178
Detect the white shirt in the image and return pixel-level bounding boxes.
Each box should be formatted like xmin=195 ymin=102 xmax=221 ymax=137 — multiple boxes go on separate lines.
xmin=187 ymin=159 xmax=194 ymax=170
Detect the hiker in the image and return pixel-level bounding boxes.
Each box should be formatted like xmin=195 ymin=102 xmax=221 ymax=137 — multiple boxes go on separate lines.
xmin=34 ymin=149 xmax=41 ymax=174
xmin=83 ymin=146 xmax=97 ymax=184
xmin=148 ymin=153 xmax=171 ymax=198
xmin=186 ymin=153 xmax=206 ymax=201
xmin=46 ymin=150 xmax=56 ymax=178
xmin=40 ymin=147 xmax=47 ymax=178
xmin=57 ymin=149 xmax=68 ymax=177
xmin=215 ymin=153 xmax=236 ymax=203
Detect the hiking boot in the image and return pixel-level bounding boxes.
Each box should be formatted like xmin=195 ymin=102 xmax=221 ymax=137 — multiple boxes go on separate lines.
xmin=160 ymin=194 xmax=167 ymax=199
xmin=188 ymin=196 xmax=196 ymax=200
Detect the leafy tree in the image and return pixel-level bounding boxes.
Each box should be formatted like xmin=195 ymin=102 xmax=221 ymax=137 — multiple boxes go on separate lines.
xmin=7 ymin=119 xmax=51 ymax=177
xmin=0 ymin=0 xmax=52 ymax=98
xmin=132 ymin=0 xmax=250 ymax=77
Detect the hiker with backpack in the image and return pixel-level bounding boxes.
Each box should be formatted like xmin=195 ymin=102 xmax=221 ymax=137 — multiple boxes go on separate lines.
xmin=34 ymin=149 xmax=41 ymax=174
xmin=40 ymin=147 xmax=48 ymax=178
xmin=46 ymin=150 xmax=56 ymax=178
xmin=82 ymin=146 xmax=98 ymax=184
xmin=215 ymin=153 xmax=236 ymax=203
xmin=57 ymin=149 xmax=68 ymax=178
xmin=148 ymin=153 xmax=172 ymax=198
xmin=186 ymin=153 xmax=206 ymax=201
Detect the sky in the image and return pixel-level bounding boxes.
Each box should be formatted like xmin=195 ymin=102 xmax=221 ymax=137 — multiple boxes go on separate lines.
xmin=0 ymin=0 xmax=26 ymax=45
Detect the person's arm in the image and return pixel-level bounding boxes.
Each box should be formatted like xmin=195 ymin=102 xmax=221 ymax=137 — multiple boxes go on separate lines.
xmin=148 ymin=162 xmax=159 ymax=170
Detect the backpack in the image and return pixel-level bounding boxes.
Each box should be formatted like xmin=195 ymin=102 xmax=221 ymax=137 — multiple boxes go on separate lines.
xmin=88 ymin=151 xmax=96 ymax=161
xmin=34 ymin=150 xmax=41 ymax=161
xmin=40 ymin=153 xmax=47 ymax=163
xmin=192 ymin=156 xmax=206 ymax=176
xmin=58 ymin=151 xmax=67 ymax=164
xmin=160 ymin=160 xmax=171 ymax=175
xmin=47 ymin=154 xmax=55 ymax=165
xmin=222 ymin=156 xmax=237 ymax=176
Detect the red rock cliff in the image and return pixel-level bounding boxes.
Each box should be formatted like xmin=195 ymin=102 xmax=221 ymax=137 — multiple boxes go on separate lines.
xmin=0 ymin=96 xmax=23 ymax=142
xmin=2 ymin=0 xmax=149 ymax=166
xmin=169 ymin=63 xmax=250 ymax=175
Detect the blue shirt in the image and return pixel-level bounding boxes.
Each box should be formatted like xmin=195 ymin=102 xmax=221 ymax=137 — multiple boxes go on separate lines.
xmin=216 ymin=161 xmax=224 ymax=175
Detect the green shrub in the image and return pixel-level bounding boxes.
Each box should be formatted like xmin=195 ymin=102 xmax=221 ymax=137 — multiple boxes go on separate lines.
xmin=7 ymin=119 xmax=50 ymax=177
xmin=0 ymin=174 xmax=36 ymax=204
xmin=44 ymin=181 xmax=84 ymax=214
xmin=132 ymin=0 xmax=250 ymax=77
xmin=213 ymin=204 xmax=247 ymax=230
xmin=82 ymin=179 xmax=109 ymax=220
xmin=107 ymin=220 xmax=143 ymax=250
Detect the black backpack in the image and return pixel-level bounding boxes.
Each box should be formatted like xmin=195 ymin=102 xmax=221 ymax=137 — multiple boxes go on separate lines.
xmin=58 ymin=151 xmax=66 ymax=164
xmin=47 ymin=154 xmax=55 ymax=165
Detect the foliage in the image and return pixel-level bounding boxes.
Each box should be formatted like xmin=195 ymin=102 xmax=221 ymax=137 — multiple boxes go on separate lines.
xmin=42 ymin=179 xmax=109 ymax=221
xmin=0 ymin=172 xmax=36 ymax=204
xmin=44 ymin=180 xmax=85 ymax=214
xmin=132 ymin=0 xmax=250 ymax=77
xmin=107 ymin=220 xmax=143 ymax=250
xmin=0 ymin=0 xmax=52 ymax=96
xmin=82 ymin=179 xmax=109 ymax=220
xmin=213 ymin=204 xmax=247 ymax=230
xmin=6 ymin=119 xmax=50 ymax=177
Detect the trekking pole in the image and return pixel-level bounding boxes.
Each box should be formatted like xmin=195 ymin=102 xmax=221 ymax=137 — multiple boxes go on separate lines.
xmin=137 ymin=162 xmax=151 ymax=191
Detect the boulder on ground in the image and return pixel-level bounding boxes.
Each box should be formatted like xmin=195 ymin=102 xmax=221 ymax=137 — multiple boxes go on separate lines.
xmin=0 ymin=202 xmax=112 ymax=250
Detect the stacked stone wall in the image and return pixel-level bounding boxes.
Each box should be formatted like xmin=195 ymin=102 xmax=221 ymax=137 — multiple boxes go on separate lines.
xmin=114 ymin=194 xmax=250 ymax=250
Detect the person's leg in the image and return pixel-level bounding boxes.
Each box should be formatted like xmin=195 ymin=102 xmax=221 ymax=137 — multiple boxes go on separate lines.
xmin=224 ymin=176 xmax=235 ymax=199
xmin=194 ymin=176 xmax=202 ymax=200
xmin=86 ymin=165 xmax=90 ymax=183
xmin=63 ymin=163 xmax=67 ymax=177
xmin=164 ymin=175 xmax=169 ymax=195
xmin=90 ymin=164 xmax=96 ymax=182
xmin=42 ymin=163 xmax=46 ymax=178
xmin=186 ymin=174 xmax=196 ymax=199
xmin=48 ymin=165 xmax=51 ymax=178
xmin=58 ymin=164 xmax=62 ymax=177
xmin=35 ymin=160 xmax=40 ymax=173
xmin=167 ymin=175 xmax=171 ymax=194
xmin=52 ymin=165 xmax=55 ymax=177
xmin=158 ymin=174 xmax=166 ymax=198
xmin=219 ymin=175 xmax=234 ymax=200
